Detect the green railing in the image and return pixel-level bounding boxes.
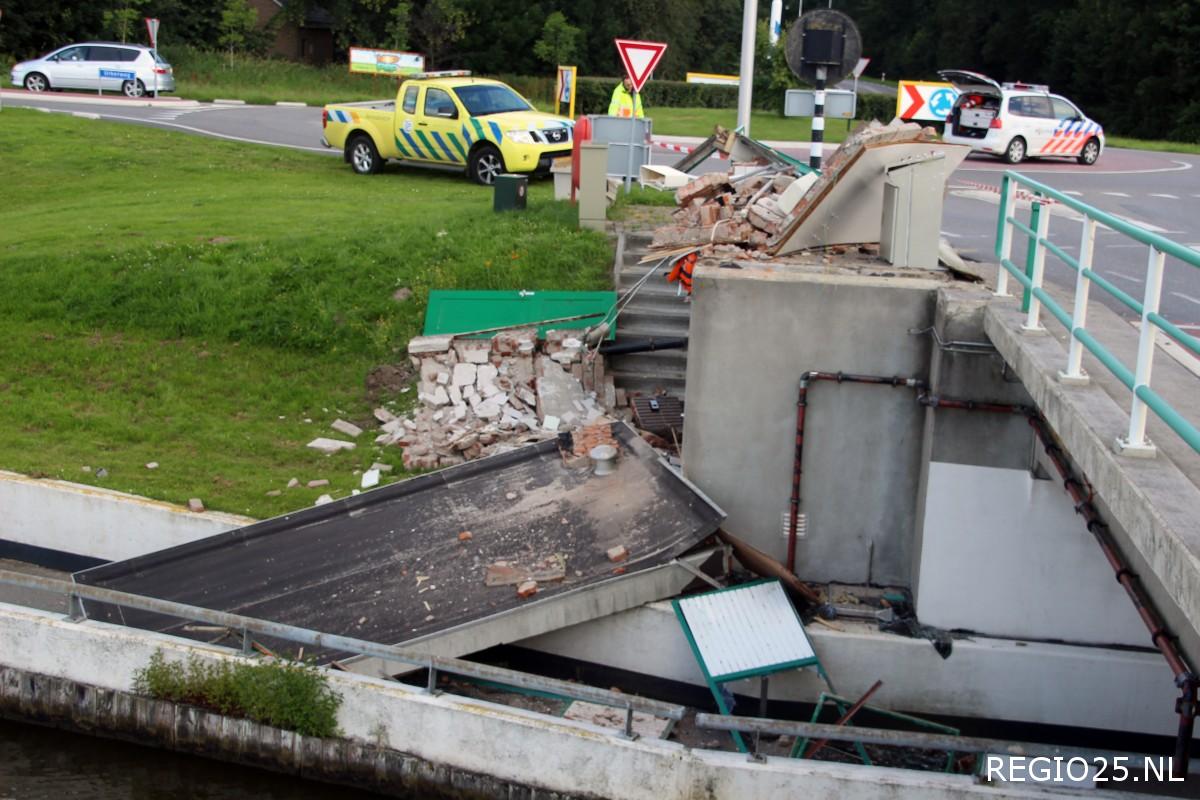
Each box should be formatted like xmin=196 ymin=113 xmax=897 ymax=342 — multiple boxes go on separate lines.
xmin=995 ymin=171 xmax=1200 ymax=457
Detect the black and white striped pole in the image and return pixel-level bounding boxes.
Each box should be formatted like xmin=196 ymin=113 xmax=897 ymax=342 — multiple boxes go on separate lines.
xmin=810 ymin=66 xmax=826 ymax=170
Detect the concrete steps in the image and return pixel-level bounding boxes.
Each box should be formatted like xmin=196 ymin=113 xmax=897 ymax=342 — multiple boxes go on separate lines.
xmin=610 ymin=231 xmax=691 ymax=400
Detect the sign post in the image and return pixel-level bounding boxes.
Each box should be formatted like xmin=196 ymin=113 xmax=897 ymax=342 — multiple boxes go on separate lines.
xmin=0 ymin=8 xmax=5 ymax=113
xmin=555 ymin=65 xmax=577 ymax=119
xmin=145 ymin=17 xmax=160 ymax=98
xmin=785 ymin=9 xmax=862 ymax=171
xmin=614 ymin=38 xmax=666 ymax=192
xmin=99 ymin=68 xmax=136 ymax=96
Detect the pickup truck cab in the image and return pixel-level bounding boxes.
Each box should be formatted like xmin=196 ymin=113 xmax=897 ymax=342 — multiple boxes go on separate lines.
xmin=322 ymin=71 xmax=573 ymax=185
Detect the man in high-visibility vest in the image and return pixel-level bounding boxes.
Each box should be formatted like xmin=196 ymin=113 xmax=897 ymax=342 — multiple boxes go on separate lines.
xmin=608 ymin=77 xmax=645 ymax=118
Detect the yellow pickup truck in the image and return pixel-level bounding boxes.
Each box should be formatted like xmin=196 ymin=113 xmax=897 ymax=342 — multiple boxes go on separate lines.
xmin=322 ymin=71 xmax=574 ymax=185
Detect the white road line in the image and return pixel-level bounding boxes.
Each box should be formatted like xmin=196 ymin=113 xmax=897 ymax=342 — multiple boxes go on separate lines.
xmin=1103 ymin=191 xmax=1131 ymax=198
xmin=1171 ymin=292 xmax=1200 ymax=307
xmin=1150 ymin=193 xmax=1179 ymax=199
xmin=1104 ymin=244 xmax=1148 ymax=249
xmin=71 ymin=111 xmax=100 ymax=120
xmin=959 ymin=160 xmax=1193 ymax=176
xmin=941 ymin=231 xmax=962 ymax=238
xmin=1063 ymin=190 xmax=1083 ymax=196
xmin=90 ymin=112 xmax=332 ymax=154
xmin=1105 ymin=213 xmax=1174 ymax=234
xmin=1111 ymin=272 xmax=1144 ymax=282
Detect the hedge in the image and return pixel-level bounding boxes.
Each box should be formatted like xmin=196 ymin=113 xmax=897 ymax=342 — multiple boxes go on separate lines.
xmin=503 ymin=74 xmax=900 ymax=123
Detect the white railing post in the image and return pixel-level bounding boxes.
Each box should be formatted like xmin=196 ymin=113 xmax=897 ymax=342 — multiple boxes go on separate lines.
xmin=995 ymin=179 xmax=1017 ymax=297
xmin=1021 ymin=200 xmax=1051 ymax=332
xmin=1117 ymin=246 xmax=1165 ymax=457
xmin=1060 ymin=217 xmax=1097 ymax=385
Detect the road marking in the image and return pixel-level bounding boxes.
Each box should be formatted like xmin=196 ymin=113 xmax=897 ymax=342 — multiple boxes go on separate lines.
xmin=1104 ymin=244 xmax=1148 ymax=249
xmin=1103 ymin=191 xmax=1131 ymax=198
xmin=1150 ymin=193 xmax=1179 ymax=199
xmin=1110 ymin=272 xmax=1144 ymax=282
xmin=1171 ymin=292 xmax=1200 ymax=307
xmin=940 ymin=231 xmax=962 ymax=238
xmin=1105 ymin=213 xmax=1174 ymax=234
xmin=958 ymin=160 xmax=1193 ymax=176
xmin=90 ymin=112 xmax=333 ymax=154
xmin=1063 ymin=190 xmax=1083 ymax=196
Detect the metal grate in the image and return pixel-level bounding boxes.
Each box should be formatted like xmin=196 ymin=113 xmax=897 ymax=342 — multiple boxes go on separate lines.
xmin=632 ymin=395 xmax=684 ymax=437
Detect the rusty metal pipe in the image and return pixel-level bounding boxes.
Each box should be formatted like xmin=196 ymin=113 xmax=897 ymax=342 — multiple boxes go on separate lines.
xmin=789 ymin=372 xmax=926 ymax=573
xmin=920 ymin=395 xmax=1198 ymax=777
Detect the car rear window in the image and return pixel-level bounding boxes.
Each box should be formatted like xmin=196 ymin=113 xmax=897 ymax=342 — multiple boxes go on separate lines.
xmin=1009 ymin=95 xmax=1053 ymax=118
xmin=87 ymin=46 xmax=124 ymax=62
xmin=402 ymin=85 xmax=419 ymax=114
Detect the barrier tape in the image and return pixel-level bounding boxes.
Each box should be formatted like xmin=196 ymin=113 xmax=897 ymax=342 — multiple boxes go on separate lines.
xmin=650 ymin=139 xmax=729 ymax=159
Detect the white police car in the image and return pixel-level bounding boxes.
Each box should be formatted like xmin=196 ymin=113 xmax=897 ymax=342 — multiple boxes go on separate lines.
xmin=939 ymin=70 xmax=1104 ymax=166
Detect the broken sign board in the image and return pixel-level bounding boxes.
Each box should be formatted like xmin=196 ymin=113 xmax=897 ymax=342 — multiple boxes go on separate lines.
xmin=76 ymin=422 xmax=725 ymax=663
xmin=422 ymin=290 xmax=617 ymax=340
xmin=770 ymin=141 xmax=969 ymax=254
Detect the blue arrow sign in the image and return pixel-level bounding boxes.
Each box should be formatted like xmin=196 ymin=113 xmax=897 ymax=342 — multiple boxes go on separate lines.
xmin=929 ymin=88 xmax=957 ymax=118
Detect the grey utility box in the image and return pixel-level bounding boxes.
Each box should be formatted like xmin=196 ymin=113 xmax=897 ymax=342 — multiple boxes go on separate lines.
xmin=577 ymin=143 xmax=609 ymax=232
xmin=588 ymin=115 xmax=652 ymax=179
xmin=784 ymin=89 xmax=857 ymax=120
xmin=880 ymin=152 xmax=946 ymax=268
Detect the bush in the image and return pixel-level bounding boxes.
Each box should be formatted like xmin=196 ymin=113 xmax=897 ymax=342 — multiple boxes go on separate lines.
xmin=856 ymin=92 xmax=898 ymax=123
xmin=134 ymin=650 xmax=342 ymax=737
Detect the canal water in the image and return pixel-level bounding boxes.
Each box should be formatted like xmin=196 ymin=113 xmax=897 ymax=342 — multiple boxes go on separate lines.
xmin=0 ymin=719 xmax=392 ymax=799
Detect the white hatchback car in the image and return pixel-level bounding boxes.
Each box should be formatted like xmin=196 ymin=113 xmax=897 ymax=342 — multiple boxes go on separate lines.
xmin=939 ymin=70 xmax=1103 ymax=166
xmin=11 ymin=42 xmax=175 ymax=97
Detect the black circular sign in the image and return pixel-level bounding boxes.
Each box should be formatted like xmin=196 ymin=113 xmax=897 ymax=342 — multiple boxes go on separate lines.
xmin=785 ymin=9 xmax=862 ymax=85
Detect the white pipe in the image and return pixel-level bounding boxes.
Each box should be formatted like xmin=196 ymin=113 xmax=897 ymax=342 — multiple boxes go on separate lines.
xmin=737 ymin=0 xmax=759 ymax=136
xmin=769 ymin=0 xmax=783 ymax=45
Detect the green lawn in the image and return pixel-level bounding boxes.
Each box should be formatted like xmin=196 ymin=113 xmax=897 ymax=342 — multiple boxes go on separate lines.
xmin=640 ymin=107 xmax=852 ymax=143
xmin=0 ymin=108 xmax=611 ymax=517
xmin=1107 ymin=136 xmax=1200 ymax=156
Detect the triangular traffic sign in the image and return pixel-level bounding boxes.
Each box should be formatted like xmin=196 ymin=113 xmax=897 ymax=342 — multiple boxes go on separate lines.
xmin=615 ymin=38 xmax=667 ymax=94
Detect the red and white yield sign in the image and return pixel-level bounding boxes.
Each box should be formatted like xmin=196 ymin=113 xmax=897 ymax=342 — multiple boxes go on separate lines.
xmin=615 ymin=39 xmax=667 ymax=94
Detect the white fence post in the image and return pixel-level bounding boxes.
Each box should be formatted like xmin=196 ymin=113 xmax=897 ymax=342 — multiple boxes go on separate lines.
xmin=1060 ymin=218 xmax=1097 ymax=385
xmin=1117 ymin=246 xmax=1165 ymax=457
xmin=1021 ymin=201 xmax=1051 ymax=332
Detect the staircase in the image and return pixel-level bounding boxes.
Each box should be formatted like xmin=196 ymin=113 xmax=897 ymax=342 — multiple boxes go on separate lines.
xmin=609 ymin=231 xmax=692 ymax=400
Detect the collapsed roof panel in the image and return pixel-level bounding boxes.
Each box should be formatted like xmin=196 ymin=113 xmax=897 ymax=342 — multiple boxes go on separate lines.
xmin=75 ymin=422 xmax=725 ymax=662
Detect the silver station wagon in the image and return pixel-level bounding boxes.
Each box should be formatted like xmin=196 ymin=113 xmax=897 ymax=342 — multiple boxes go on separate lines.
xmin=11 ymin=42 xmax=175 ymax=97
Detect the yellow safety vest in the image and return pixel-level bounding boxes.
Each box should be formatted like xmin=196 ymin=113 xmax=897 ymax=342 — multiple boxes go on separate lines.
xmin=608 ymin=84 xmax=645 ymax=118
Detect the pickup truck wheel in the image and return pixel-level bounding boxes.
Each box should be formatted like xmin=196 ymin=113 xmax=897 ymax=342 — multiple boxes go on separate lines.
xmin=348 ymin=135 xmax=382 ymax=175
xmin=1077 ymin=138 xmax=1100 ymax=166
xmin=24 ymin=73 xmax=49 ymax=92
xmin=469 ymin=145 xmax=504 ymax=185
xmin=1003 ymin=136 xmax=1026 ymax=164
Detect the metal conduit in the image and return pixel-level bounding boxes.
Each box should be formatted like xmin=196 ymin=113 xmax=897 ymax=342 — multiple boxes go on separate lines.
xmin=788 ymin=371 xmax=1197 ymax=775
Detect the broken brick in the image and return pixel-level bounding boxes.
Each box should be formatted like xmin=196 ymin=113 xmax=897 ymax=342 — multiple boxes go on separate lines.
xmin=516 ymin=580 xmax=538 ymax=598
xmin=606 ymin=545 xmax=629 ymax=563
xmin=458 ymin=531 xmax=473 ymax=542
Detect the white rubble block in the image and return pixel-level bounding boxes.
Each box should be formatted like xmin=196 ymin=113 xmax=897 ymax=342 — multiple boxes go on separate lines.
xmin=448 ymin=384 xmax=463 ymax=405
xmin=452 ymin=363 xmax=477 ymax=387
xmin=314 ymin=494 xmax=334 ymax=506
xmin=454 ymin=405 xmax=468 ymax=421
xmin=361 ymin=469 xmax=380 ymax=489
xmin=404 ymin=419 xmax=418 ymax=431
xmin=373 ymin=407 xmax=397 ymax=424
xmin=429 ymin=386 xmax=450 ymax=406
xmin=381 ymin=419 xmax=404 ymax=434
xmin=480 ymin=381 xmax=501 ymax=398
xmin=436 ymin=371 xmax=450 ymax=385
xmin=370 ymin=462 xmax=393 ymax=472
xmin=776 ymin=171 xmax=819 ymax=215
xmin=408 ymin=334 xmax=453 ymax=354
xmin=543 ymin=415 xmax=561 ymax=432
xmin=477 ymin=364 xmax=499 ymax=385
xmin=307 ymin=437 xmax=357 ymax=454
xmin=375 ymin=432 xmax=398 ymax=445
xmin=476 ymin=400 xmax=502 ymax=420
xmin=455 ymin=341 xmax=492 ymax=364
xmin=331 ymin=419 xmax=363 ymax=438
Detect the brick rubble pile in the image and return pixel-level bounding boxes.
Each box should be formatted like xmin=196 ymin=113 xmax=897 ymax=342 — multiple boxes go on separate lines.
xmin=374 ymin=328 xmax=617 ymax=471
xmin=651 ymin=120 xmax=938 ymax=259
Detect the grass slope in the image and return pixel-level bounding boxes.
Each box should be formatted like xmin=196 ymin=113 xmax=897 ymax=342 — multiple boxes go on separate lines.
xmin=0 ymin=109 xmax=611 ymax=517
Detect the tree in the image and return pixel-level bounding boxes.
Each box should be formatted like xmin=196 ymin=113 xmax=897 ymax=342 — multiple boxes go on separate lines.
xmin=412 ymin=0 xmax=471 ymax=69
xmin=533 ymin=11 xmax=582 ymax=67
xmin=385 ymin=1 xmax=413 ymax=50
xmin=218 ymin=0 xmax=258 ymax=64
xmin=103 ymin=0 xmax=148 ymax=43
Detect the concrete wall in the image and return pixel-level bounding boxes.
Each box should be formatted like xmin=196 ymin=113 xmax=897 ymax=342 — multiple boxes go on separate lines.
xmin=0 ymin=602 xmax=1090 ymax=800
xmin=0 ymin=471 xmax=252 ymax=563
xmin=522 ymin=601 xmax=1179 ymax=737
xmin=682 ymin=266 xmax=943 ymax=586
xmin=917 ymin=461 xmax=1151 ymax=646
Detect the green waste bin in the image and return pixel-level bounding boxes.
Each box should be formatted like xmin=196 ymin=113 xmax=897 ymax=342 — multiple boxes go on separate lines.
xmin=493 ymin=174 xmax=528 ymax=212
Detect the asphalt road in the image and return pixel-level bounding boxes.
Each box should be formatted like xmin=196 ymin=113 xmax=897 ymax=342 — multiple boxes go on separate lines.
xmin=6 ymin=89 xmax=1199 ymax=327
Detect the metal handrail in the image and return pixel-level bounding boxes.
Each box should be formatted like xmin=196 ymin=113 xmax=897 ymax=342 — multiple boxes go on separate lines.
xmin=0 ymin=569 xmax=685 ymax=734
xmin=994 ymin=171 xmax=1200 ymax=457
xmin=696 ymin=713 xmax=1174 ymax=770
